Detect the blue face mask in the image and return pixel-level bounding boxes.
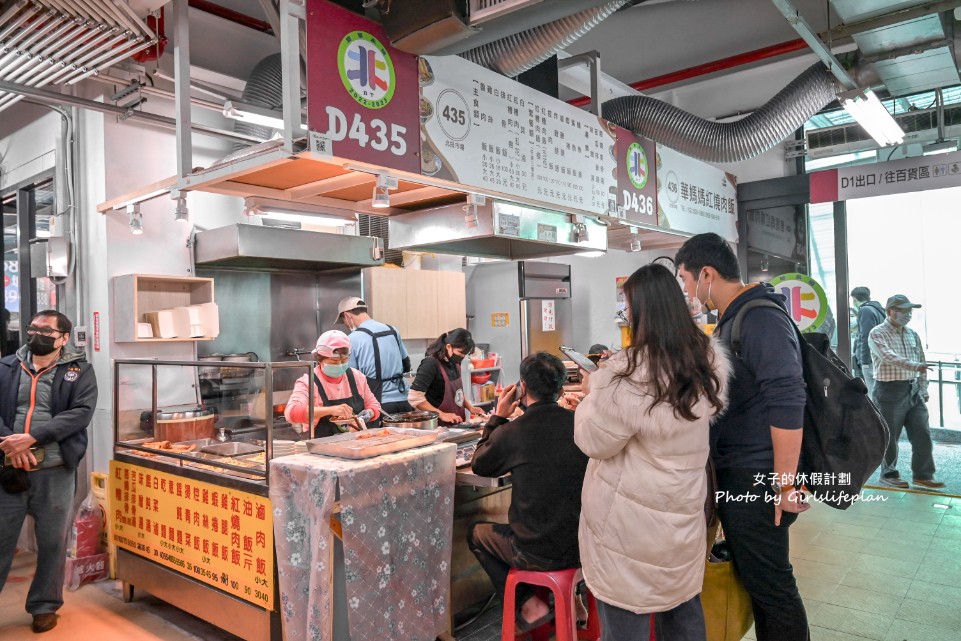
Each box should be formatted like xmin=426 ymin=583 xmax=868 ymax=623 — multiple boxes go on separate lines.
xmin=322 ymin=362 xmax=349 ymax=378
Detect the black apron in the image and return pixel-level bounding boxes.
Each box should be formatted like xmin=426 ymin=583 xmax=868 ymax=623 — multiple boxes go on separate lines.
xmin=312 ymin=369 xmax=366 ymax=438
xmin=353 ymin=325 xmax=405 ymax=402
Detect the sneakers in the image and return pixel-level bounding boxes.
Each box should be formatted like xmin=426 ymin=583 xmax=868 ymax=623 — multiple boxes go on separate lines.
xmin=879 ymin=476 xmax=909 ymax=489
xmin=31 ymin=613 xmax=57 ymax=633
xmin=913 ymin=478 xmax=946 ymax=489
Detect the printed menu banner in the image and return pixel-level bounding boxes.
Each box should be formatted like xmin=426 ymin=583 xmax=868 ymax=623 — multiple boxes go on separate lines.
xmin=305 ymin=0 xmax=420 ymax=173
xmin=656 ymin=145 xmax=738 ymax=242
xmin=110 ymin=461 xmax=274 ymax=609
xmin=810 ymin=150 xmax=961 ymax=203
xmin=614 ymin=128 xmax=657 ymax=225
xmin=745 ymin=206 xmax=806 ymax=260
xmin=418 ymin=54 xmax=617 ymax=215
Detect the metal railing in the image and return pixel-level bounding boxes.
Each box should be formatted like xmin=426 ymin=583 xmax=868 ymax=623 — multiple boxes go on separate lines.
xmin=927 ymin=360 xmax=961 ymax=429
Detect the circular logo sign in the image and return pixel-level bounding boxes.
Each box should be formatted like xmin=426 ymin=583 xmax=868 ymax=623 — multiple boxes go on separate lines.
xmin=665 ymin=170 xmax=680 ymax=205
xmin=437 ymin=89 xmax=471 ymax=141
xmin=454 ymin=389 xmax=465 ymax=407
xmin=769 ymin=272 xmax=828 ymax=333
xmin=626 ymin=142 xmax=649 ymax=190
xmin=337 ymin=31 xmax=395 ymax=109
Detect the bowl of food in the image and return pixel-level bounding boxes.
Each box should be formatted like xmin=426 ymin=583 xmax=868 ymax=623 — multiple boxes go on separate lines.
xmin=471 ymin=372 xmax=492 ymax=384
xmin=420 ymin=97 xmax=434 ymax=124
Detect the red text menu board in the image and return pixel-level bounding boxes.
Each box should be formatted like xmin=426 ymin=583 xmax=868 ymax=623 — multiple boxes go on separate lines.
xmin=110 ymin=460 xmax=274 ymax=609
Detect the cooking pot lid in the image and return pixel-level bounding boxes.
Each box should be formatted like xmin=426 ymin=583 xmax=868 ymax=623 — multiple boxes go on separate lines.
xmin=156 ymin=405 xmax=213 ymax=419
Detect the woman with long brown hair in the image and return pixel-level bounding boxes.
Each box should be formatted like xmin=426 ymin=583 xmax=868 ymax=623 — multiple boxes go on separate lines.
xmin=575 ymin=263 xmax=731 ymax=641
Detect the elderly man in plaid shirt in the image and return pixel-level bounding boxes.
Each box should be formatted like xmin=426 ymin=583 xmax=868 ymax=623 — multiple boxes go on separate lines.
xmin=868 ymin=294 xmax=944 ymax=490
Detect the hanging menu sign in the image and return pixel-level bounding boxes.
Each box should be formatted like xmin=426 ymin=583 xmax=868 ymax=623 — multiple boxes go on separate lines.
xmin=418 ymin=55 xmax=617 ymax=215
xmin=656 ymin=145 xmax=738 ymax=242
xmin=305 ymin=0 xmax=420 ymax=173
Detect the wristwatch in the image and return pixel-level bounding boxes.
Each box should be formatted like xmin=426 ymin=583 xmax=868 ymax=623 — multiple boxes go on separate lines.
xmin=771 ymin=478 xmax=794 ymax=495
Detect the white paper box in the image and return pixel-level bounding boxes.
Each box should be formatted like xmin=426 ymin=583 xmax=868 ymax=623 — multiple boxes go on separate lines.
xmin=173 ymin=306 xmax=205 ymax=338
xmin=198 ymin=302 xmax=219 ymax=338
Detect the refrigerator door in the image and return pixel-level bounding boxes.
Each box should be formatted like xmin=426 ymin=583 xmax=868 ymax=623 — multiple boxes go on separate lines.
xmin=523 ymin=298 xmax=573 ymax=361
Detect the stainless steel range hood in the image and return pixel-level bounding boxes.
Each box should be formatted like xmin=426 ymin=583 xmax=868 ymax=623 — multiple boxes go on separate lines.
xmin=388 ymin=201 xmax=607 ymax=259
xmin=194 ymin=224 xmax=385 ymax=270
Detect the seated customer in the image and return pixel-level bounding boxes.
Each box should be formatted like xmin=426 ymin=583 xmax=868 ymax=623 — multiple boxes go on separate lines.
xmin=468 ymin=352 xmax=589 ymax=633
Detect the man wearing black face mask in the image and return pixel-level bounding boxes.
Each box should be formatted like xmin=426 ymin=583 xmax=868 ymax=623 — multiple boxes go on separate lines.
xmin=468 ymin=353 xmax=589 ymax=633
xmin=0 ymin=310 xmax=98 ymax=633
xmin=868 ymin=295 xmax=943 ymax=490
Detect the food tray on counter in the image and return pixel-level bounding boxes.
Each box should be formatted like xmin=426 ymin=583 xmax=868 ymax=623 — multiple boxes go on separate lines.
xmin=305 ymin=428 xmax=439 ymax=460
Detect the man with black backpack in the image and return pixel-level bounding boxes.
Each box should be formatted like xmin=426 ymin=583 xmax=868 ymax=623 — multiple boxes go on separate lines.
xmin=676 ymin=233 xmax=809 ymax=641
xmin=868 ymin=294 xmax=944 ymax=490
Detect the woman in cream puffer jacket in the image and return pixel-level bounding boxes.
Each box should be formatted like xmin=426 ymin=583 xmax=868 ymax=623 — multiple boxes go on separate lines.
xmin=575 ymin=264 xmax=731 ymax=641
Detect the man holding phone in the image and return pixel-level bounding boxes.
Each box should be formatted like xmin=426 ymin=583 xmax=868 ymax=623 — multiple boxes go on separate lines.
xmin=467 ymin=353 xmax=589 ymax=633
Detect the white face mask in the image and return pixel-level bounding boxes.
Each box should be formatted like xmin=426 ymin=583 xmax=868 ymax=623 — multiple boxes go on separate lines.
xmin=895 ymin=311 xmax=912 ymax=326
xmin=694 ymin=273 xmax=716 ymax=314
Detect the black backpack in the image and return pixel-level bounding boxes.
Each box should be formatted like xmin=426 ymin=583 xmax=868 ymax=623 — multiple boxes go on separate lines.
xmin=730 ymin=300 xmax=889 ymax=509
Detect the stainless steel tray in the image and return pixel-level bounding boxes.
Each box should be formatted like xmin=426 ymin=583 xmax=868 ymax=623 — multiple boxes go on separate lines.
xmin=200 ymin=442 xmax=263 ymax=456
xmin=305 ymin=428 xmax=439 ymax=459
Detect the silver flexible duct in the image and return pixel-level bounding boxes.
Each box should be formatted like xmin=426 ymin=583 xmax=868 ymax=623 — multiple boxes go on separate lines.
xmin=231 ymin=53 xmax=283 ymax=151
xmin=461 ymin=0 xmax=629 ymax=78
xmin=602 ymin=63 xmax=843 ymax=163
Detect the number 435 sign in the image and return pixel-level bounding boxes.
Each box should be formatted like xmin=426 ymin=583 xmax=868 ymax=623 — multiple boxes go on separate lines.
xmin=306 ymin=0 xmax=421 ymax=174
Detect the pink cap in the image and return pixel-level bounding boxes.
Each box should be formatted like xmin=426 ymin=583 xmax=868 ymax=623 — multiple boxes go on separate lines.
xmin=312 ymin=330 xmax=351 ymax=357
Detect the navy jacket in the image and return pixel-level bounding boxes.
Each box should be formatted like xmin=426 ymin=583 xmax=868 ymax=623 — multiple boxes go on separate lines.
xmin=712 ymin=284 xmax=806 ymax=470
xmin=0 ymin=351 xmax=98 ymax=470
xmin=854 ymin=301 xmax=885 ymax=368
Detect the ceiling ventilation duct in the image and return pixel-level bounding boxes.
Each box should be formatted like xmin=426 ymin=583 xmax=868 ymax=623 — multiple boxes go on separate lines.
xmin=378 ymin=0 xmax=629 ymax=59
xmin=0 ymin=0 xmax=158 ymax=113
xmin=603 ymin=63 xmax=843 ymax=163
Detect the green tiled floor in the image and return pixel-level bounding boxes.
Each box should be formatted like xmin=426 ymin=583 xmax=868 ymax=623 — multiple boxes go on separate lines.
xmin=742 ymin=488 xmax=961 ymax=641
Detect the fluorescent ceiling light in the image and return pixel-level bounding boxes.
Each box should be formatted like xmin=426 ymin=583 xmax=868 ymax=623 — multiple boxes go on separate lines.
xmin=838 ymin=89 xmax=905 ymax=147
xmin=243 ymin=197 xmax=356 ymax=223
xmin=223 ymin=101 xmax=305 ymax=130
xmin=923 ymin=139 xmax=958 ymax=156
xmin=575 ymin=251 xmax=605 ymax=258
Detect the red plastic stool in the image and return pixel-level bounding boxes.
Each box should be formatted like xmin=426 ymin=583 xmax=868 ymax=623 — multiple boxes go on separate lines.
xmin=502 ymin=567 xmax=601 ymax=641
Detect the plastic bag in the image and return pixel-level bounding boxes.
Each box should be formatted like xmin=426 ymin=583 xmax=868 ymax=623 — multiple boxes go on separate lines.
xmin=64 ymin=492 xmax=108 ymax=591
xmin=68 ymin=491 xmax=102 ymax=559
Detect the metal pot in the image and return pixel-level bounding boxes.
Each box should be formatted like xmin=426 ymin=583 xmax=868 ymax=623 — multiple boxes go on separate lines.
xmin=381 ymin=410 xmax=439 ymax=430
xmin=157 ymin=406 xmax=213 ymax=420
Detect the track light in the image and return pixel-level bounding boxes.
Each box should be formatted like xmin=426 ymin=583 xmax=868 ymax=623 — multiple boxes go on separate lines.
xmin=761 ymin=255 xmax=770 ymax=272
xmin=173 ymin=195 xmax=189 ymax=222
xmin=371 ymin=174 xmax=398 ymax=209
xmin=628 ymin=227 xmax=641 ymax=252
xmin=463 ymin=193 xmax=485 ymax=229
xmin=128 ymin=204 xmax=144 ymax=235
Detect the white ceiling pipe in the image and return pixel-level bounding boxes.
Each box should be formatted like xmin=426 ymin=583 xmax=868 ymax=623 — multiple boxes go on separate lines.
xmin=0 ymin=15 xmax=72 ymax=78
xmin=0 ymin=1 xmax=30 ymax=25
xmin=0 ymin=5 xmax=43 ymax=43
xmin=67 ymin=38 xmax=157 ymax=84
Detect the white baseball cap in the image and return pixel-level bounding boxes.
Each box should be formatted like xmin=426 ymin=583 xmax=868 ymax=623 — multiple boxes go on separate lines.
xmin=337 ymin=296 xmax=367 ymax=322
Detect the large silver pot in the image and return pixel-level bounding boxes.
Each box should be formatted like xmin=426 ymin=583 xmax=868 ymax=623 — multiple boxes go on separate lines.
xmin=381 ymin=411 xmax=439 ymax=430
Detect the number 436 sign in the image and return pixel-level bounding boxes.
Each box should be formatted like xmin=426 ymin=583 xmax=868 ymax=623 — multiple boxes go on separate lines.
xmin=305 ymin=1 xmax=421 ymax=174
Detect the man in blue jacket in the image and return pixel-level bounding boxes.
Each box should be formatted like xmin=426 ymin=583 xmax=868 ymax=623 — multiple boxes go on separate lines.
xmin=0 ymin=310 xmax=98 ymax=633
xmin=850 ymin=287 xmax=885 ymax=397
xmin=676 ymin=234 xmax=809 ymax=641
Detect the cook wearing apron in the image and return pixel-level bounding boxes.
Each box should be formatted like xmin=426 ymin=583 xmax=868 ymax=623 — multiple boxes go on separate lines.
xmin=408 ymin=329 xmax=485 ymax=427
xmin=284 ymin=330 xmax=382 ymax=438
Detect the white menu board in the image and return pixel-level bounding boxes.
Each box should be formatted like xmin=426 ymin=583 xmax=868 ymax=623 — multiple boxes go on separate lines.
xmin=418 ymin=55 xmax=617 ymax=215
xmin=656 ymin=145 xmax=738 ymax=242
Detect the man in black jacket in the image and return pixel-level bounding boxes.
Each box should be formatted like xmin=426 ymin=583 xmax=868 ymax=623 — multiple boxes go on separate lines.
xmin=0 ymin=311 xmax=98 ymax=634
xmin=850 ymin=286 xmax=885 ymax=398
xmin=468 ymin=352 xmax=588 ymax=633
xmin=676 ymin=234 xmax=809 ymax=641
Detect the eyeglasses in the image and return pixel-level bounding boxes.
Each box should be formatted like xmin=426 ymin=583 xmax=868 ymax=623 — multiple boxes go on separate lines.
xmin=26 ymin=325 xmax=63 ymax=337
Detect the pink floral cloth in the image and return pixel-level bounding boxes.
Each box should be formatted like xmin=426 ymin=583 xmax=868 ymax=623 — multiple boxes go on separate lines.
xmin=269 ymin=443 xmax=456 ymax=641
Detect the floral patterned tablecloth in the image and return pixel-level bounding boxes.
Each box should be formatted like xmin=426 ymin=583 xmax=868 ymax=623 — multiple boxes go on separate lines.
xmin=269 ymin=443 xmax=456 ymax=641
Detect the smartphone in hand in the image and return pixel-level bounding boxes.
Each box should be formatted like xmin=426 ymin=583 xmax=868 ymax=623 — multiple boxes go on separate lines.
xmin=559 ymin=345 xmax=598 ymax=373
